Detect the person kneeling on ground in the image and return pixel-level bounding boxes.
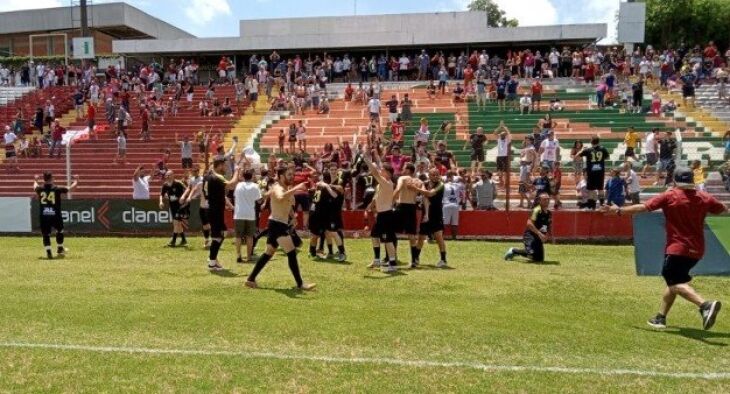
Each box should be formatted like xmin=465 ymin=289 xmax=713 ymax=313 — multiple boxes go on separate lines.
xmin=504 ymin=193 xmax=552 ymax=262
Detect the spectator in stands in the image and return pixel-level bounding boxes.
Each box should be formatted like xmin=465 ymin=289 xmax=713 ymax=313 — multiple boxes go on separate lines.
xmin=623 ymin=127 xmax=640 ymax=162
xmin=287 ymin=125 xmax=297 ymax=154
xmin=551 ymin=162 xmax=563 ymax=209
xmin=43 ymin=100 xmax=55 ymax=129
xmin=605 ymin=168 xmax=626 ymax=207
xmin=367 ymin=94 xmax=381 ymax=122
xmin=473 ymin=170 xmax=497 ymax=210
xmin=438 ymin=66 xmax=448 ymax=95
xmin=400 ymin=94 xmax=413 ymax=125
xmin=296 ymin=121 xmax=307 ymax=153
xmin=132 ymin=166 xmax=151 ymax=200
xmin=531 ymin=77 xmax=543 ymax=112
xmin=33 ymin=107 xmax=44 ymax=135
xmin=723 ymin=130 xmax=730 ymax=161
xmin=385 ymin=95 xmax=399 ymax=124
xmin=519 ymin=93 xmax=532 ymax=115
xmin=115 ymin=131 xmax=128 ymax=165
xmin=538 ymin=130 xmax=560 ymax=170
xmin=4 ymin=126 xmax=19 ymax=172
xmin=655 ymin=131 xmax=676 ymax=185
xmin=48 ymin=121 xmax=65 ymax=158
xmin=692 ymin=160 xmax=706 ymax=192
xmin=624 ymin=161 xmax=641 ymax=205
xmin=433 ymin=141 xmax=456 ymax=171
xmin=642 ymin=128 xmax=659 ymax=178
xmin=452 ymin=83 xmax=465 ymax=102
xmin=570 ymin=140 xmax=584 ymax=180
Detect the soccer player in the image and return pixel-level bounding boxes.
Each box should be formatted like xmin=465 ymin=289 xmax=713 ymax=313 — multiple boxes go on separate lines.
xmin=504 ymin=193 xmax=552 ymax=263
xmin=34 ymin=172 xmax=79 ymax=259
xmin=362 ymin=148 xmax=398 ymax=273
xmin=233 ymin=169 xmax=262 ymax=263
xmin=575 ymin=135 xmax=610 ymax=210
xmin=602 ymin=168 xmax=727 ymax=330
xmin=394 ymin=162 xmax=424 ymax=268
xmin=414 ymin=168 xmax=448 ymax=268
xmin=181 ymin=166 xmax=212 ymax=249
xmin=308 ymin=171 xmax=332 ymax=259
xmin=325 ymin=163 xmax=348 ymax=262
xmin=159 ymin=171 xmax=188 ymax=247
xmin=246 ymin=167 xmax=316 ymax=290
xmin=203 ymin=158 xmax=241 ymax=270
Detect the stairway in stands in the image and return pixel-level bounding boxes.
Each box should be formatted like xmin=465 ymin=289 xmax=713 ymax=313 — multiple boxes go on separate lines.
xmin=0 ymin=85 xmax=251 ymax=198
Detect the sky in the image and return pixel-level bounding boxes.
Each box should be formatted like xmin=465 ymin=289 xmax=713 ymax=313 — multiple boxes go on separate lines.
xmin=0 ymin=0 xmax=620 ymax=42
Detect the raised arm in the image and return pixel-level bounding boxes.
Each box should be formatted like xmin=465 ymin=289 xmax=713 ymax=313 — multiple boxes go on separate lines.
xmin=68 ymin=175 xmax=79 ymax=191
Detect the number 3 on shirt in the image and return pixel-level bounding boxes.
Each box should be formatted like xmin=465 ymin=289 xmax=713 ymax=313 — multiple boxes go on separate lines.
xmin=39 ymin=191 xmax=55 ymax=205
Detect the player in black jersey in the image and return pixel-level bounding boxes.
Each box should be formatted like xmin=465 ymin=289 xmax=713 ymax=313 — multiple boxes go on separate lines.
xmin=414 ymin=168 xmax=449 ymax=268
xmin=159 ymin=171 xmax=189 ymax=247
xmin=203 ymin=158 xmax=241 ymax=270
xmin=504 ymin=193 xmax=552 ymax=262
xmin=574 ymin=135 xmax=610 ymax=210
xmin=325 ymin=163 xmax=347 ymax=262
xmin=181 ymin=166 xmax=212 ymax=249
xmin=308 ymin=171 xmax=331 ymax=258
xmin=34 ymin=172 xmax=79 ymax=259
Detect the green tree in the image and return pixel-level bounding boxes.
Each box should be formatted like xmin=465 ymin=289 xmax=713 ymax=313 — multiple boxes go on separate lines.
xmin=467 ymin=0 xmax=519 ymax=28
xmin=642 ymin=0 xmax=730 ymax=49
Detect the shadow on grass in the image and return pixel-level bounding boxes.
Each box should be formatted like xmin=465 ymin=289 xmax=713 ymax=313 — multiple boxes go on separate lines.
xmin=632 ymin=326 xmax=730 ymax=346
xmin=314 ymin=258 xmax=353 ymax=266
xmin=419 ymin=264 xmax=456 ymax=270
xmin=363 ymin=270 xmax=408 ymax=280
xmin=209 ymin=269 xmax=239 ymax=278
xmin=249 ymin=286 xmax=312 ymax=299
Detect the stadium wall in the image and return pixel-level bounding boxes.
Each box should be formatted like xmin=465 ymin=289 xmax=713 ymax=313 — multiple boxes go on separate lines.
xmin=0 ymin=197 xmax=32 ymax=233
xmin=15 ymin=198 xmax=633 ymax=240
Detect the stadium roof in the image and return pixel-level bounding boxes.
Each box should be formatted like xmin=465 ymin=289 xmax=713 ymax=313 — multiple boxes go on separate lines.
xmin=0 ymin=2 xmax=193 ymax=40
xmin=113 ymin=11 xmax=607 ymax=55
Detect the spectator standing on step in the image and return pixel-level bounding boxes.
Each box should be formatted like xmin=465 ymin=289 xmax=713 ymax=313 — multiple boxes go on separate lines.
xmin=48 ymin=120 xmax=65 ymax=158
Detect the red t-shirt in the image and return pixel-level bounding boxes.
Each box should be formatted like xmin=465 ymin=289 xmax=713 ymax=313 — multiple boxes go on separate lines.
xmin=87 ymin=105 xmax=96 ymax=121
xmin=531 ymin=82 xmax=543 ymax=95
xmin=293 ymin=169 xmax=312 ymax=196
xmin=52 ymin=125 xmax=66 ymax=141
xmin=644 ymin=188 xmax=726 ymax=259
xmin=391 ymin=122 xmax=404 ymax=142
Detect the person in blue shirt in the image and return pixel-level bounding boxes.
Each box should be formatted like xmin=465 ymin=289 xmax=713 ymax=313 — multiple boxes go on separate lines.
xmin=496 ymin=78 xmax=507 ymax=112
xmin=605 ymin=168 xmax=626 ymax=207
xmin=506 ymin=76 xmax=519 ymax=111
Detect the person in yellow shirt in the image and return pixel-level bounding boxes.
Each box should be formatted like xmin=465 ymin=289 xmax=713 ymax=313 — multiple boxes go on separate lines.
xmin=624 ymin=127 xmax=640 ymax=161
xmin=692 ymin=160 xmax=705 ymax=191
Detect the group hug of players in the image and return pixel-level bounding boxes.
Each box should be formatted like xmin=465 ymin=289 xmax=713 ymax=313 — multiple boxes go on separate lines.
xmin=32 ymin=135 xmax=619 ymax=286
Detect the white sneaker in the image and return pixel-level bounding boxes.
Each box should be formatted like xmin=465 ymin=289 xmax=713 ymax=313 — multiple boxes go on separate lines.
xmin=208 ymin=261 xmax=223 ymax=271
xmin=504 ymin=248 xmax=515 ymax=261
xmin=436 ymin=260 xmax=447 ymax=268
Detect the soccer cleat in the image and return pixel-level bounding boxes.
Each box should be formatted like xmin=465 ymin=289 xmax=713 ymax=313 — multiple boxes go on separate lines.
xmin=504 ymin=248 xmax=515 ymax=261
xmin=166 ymin=243 xmax=176 ymax=248
xmin=367 ymin=259 xmax=381 ymax=269
xmin=236 ymin=257 xmax=244 ymax=264
xmin=700 ymin=301 xmax=722 ymax=331
xmin=56 ymin=247 xmax=66 ymax=256
xmin=335 ymin=253 xmax=346 ymax=262
xmin=410 ymin=262 xmax=420 ymax=269
xmin=179 ymin=240 xmax=188 ymax=247
xmin=647 ymin=314 xmax=667 ymax=329
xmin=298 ymin=283 xmax=317 ymax=291
xmin=382 ymin=264 xmax=397 ymax=274
xmin=244 ymin=280 xmax=258 ymax=289
xmin=436 ymin=260 xmax=448 ymax=268
xmin=208 ymin=261 xmax=223 ymax=271
xmin=46 ymin=250 xmax=53 ymax=259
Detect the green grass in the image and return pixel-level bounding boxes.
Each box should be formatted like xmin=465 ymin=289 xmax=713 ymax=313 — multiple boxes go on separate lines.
xmin=1 ymin=237 xmax=729 ymax=392
xmin=707 ymin=217 xmax=730 ymax=253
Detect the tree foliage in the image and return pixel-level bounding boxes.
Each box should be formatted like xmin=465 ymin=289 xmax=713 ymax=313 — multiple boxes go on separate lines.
xmin=643 ymin=0 xmax=730 ymax=49
xmin=467 ymin=0 xmax=519 ymax=28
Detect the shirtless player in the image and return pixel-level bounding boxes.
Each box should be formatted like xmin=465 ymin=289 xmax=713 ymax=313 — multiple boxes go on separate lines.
xmin=246 ymin=166 xmax=316 ymax=290
xmin=393 ymin=162 xmax=424 ymax=268
xmin=363 ymin=148 xmax=399 ymax=273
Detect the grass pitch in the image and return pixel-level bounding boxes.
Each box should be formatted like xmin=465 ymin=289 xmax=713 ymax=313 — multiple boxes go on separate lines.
xmin=0 ymin=236 xmax=729 ymax=393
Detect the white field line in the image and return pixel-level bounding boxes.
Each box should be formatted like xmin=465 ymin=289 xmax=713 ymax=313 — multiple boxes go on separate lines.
xmin=0 ymin=341 xmax=729 ymax=380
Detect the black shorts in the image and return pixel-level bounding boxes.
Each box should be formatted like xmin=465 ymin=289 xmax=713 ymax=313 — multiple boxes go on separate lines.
xmin=662 ymin=254 xmax=699 ymax=286
xmin=199 ymin=207 xmax=210 ymax=226
xmin=419 ymin=218 xmax=444 ymax=236
xmin=395 ymin=203 xmax=418 ymax=235
xmin=209 ymin=209 xmax=226 ymax=237
xmin=266 ymin=219 xmax=291 ymax=248
xmin=40 ymin=215 xmax=63 ymax=236
xmin=308 ymin=211 xmax=326 ymax=236
xmin=523 ymin=231 xmax=545 ymax=262
xmin=586 ymin=173 xmax=605 ymax=191
xmin=182 ymin=158 xmax=193 ymax=169
xmin=294 ymin=194 xmax=311 ymax=212
xmin=624 ymin=147 xmax=636 ymax=158
xmin=471 ymin=149 xmax=485 ymax=162
xmin=371 ymin=210 xmax=397 ymax=243
xmin=496 ymin=156 xmax=509 ymax=171
xmin=497 ymin=92 xmax=506 ymax=100
xmin=682 ymin=86 xmax=695 ymax=98
xmin=328 ymin=210 xmax=344 ymax=231
xmin=172 ymin=205 xmax=190 ymax=221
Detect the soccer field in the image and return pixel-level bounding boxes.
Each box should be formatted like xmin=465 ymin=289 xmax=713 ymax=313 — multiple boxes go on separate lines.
xmin=1 ymin=237 xmax=729 ymax=393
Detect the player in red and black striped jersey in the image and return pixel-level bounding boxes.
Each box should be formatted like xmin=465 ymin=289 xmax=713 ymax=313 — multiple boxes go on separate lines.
xmin=33 ymin=172 xmax=79 ymax=259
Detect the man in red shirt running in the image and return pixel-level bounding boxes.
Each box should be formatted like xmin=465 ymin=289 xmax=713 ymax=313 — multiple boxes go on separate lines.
xmin=603 ymin=168 xmax=727 ymax=330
